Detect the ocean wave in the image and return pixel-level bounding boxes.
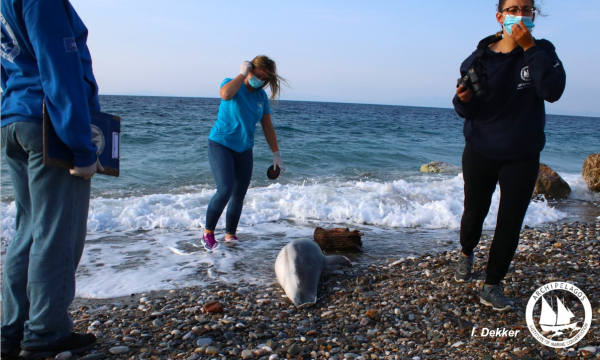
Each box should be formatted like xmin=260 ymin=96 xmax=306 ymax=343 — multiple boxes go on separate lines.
xmin=561 ymin=174 xmax=600 ymax=202
xmin=1 ymin=174 xmax=569 ymax=240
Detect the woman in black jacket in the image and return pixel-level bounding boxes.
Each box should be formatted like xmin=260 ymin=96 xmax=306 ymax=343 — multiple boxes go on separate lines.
xmin=452 ymin=0 xmax=566 ymax=311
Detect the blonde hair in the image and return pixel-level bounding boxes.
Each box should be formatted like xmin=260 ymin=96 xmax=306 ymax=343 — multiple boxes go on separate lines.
xmin=251 ymin=55 xmax=288 ymax=101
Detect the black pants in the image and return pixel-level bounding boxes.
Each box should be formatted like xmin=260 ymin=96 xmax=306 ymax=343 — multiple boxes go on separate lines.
xmin=460 ymin=143 xmax=539 ymax=285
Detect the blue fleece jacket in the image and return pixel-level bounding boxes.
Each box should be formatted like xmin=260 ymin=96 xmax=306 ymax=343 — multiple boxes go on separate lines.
xmin=453 ymin=39 xmax=566 ymax=161
xmin=1 ymin=0 xmax=99 ymax=167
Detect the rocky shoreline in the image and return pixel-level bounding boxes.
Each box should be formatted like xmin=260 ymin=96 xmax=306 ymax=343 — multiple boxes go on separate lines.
xmin=67 ymin=220 xmax=600 ymax=360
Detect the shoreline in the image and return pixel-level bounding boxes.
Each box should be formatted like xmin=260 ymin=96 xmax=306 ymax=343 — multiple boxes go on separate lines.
xmin=68 ymin=220 xmax=600 ymax=360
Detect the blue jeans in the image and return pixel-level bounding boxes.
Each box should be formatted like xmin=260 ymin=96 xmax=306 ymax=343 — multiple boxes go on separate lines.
xmin=1 ymin=122 xmax=91 ymax=349
xmin=205 ymin=139 xmax=253 ymax=235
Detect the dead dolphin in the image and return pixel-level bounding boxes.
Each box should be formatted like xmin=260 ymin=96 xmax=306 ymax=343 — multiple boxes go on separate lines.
xmin=275 ymin=239 xmax=352 ymax=307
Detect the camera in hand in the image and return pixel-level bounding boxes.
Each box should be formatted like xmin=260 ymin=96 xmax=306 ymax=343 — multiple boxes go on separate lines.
xmin=456 ymin=64 xmax=488 ymax=99
xmin=456 ymin=31 xmax=502 ymax=100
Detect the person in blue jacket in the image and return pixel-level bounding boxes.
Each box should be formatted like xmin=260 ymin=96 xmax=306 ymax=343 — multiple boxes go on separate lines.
xmin=201 ymin=55 xmax=286 ymax=251
xmin=1 ymin=0 xmax=102 ymax=358
xmin=452 ymin=0 xmax=565 ymax=311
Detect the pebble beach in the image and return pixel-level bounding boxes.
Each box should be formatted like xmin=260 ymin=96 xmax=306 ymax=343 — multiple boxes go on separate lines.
xmin=61 ymin=219 xmax=600 ymax=360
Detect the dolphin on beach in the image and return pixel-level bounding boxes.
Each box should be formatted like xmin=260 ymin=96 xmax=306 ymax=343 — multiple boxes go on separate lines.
xmin=275 ymin=239 xmax=352 ymax=307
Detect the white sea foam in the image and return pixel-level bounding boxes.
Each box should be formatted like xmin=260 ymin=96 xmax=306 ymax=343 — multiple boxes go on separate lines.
xmin=1 ymin=174 xmax=570 ymax=240
xmin=0 ymin=174 xmax=577 ymax=298
xmin=561 ymin=173 xmax=600 ymax=202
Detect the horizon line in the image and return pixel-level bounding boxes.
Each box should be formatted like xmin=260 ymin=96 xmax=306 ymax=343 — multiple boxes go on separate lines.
xmin=97 ymin=93 xmax=600 ymax=119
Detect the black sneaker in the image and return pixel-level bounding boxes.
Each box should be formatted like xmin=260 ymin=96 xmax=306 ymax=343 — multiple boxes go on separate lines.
xmin=19 ymin=332 xmax=96 ymax=359
xmin=1 ymin=347 xmax=22 ymax=360
xmin=480 ymin=284 xmax=513 ymax=312
xmin=454 ymin=252 xmax=474 ymax=282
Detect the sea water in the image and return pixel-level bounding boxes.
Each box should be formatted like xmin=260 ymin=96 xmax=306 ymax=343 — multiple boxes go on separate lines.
xmin=1 ymin=96 xmax=598 ymax=298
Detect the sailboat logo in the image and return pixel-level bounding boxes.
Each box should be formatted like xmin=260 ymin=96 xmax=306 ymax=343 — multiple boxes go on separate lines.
xmin=538 ymin=296 xmax=580 ymax=336
xmin=526 ymin=282 xmax=592 ymax=349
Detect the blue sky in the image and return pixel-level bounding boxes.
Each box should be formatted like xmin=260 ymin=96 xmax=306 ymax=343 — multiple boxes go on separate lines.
xmin=72 ymin=0 xmax=600 ymax=117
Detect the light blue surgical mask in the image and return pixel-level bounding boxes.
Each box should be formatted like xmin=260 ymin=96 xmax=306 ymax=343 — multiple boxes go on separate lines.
xmin=503 ymin=15 xmax=535 ymax=35
xmin=248 ymin=75 xmax=265 ymax=89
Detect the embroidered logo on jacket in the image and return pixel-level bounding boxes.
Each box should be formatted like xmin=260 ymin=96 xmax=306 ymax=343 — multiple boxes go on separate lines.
xmin=518 ymin=66 xmax=535 ymax=90
xmin=521 ymin=66 xmax=531 ymax=81
xmin=1 ymin=15 xmax=20 ymax=63
xmin=64 ymin=38 xmax=78 ymax=52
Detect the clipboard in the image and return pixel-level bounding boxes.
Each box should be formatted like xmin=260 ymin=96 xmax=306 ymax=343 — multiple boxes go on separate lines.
xmin=43 ymin=101 xmax=121 ymax=177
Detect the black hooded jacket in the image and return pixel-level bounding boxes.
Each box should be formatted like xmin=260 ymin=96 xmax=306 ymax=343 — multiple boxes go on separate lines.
xmin=453 ymin=39 xmax=566 ymax=161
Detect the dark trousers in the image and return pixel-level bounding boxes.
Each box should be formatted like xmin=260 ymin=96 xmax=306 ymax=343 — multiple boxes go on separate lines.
xmin=460 ymin=143 xmax=539 ymax=285
xmin=205 ymin=139 xmax=253 ymax=235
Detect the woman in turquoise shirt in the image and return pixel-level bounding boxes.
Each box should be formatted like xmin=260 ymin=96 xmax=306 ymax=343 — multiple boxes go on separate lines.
xmin=202 ymin=55 xmax=286 ymax=251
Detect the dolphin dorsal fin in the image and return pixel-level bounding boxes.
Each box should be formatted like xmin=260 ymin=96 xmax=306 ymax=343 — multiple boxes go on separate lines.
xmin=324 ymin=255 xmax=352 ymax=268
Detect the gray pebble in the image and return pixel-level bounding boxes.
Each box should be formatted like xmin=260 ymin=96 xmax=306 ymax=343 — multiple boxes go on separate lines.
xmin=108 ymin=346 xmax=129 ymax=355
xmin=78 ymin=354 xmax=107 ymax=360
xmin=54 ymin=352 xmax=72 ymax=360
xmin=288 ymin=343 xmax=301 ymax=356
xmin=195 ymin=337 xmax=213 ymax=347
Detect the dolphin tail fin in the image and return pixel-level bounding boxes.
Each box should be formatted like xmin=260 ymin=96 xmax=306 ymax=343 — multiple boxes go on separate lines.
xmin=325 ymin=255 xmax=352 ymax=268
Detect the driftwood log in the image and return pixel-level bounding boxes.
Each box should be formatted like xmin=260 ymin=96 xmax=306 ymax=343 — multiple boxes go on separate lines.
xmin=313 ymin=227 xmax=364 ymax=252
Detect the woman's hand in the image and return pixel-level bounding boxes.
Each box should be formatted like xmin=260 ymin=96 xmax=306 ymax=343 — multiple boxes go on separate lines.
xmin=510 ymin=21 xmax=536 ymax=51
xmin=457 ymin=84 xmax=473 ymax=103
xmin=240 ymin=61 xmax=252 ymax=77
xmin=273 ymin=151 xmax=284 ymax=174
xmin=220 ymin=63 xmax=250 ymax=100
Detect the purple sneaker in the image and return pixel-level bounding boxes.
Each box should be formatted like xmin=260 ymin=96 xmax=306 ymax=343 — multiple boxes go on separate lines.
xmin=201 ymin=232 xmax=219 ymax=252
xmin=224 ymin=235 xmax=239 ymax=243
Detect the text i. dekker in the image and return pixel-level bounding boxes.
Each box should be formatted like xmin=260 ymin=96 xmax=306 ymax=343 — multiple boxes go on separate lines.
xmin=472 ymin=327 xmax=521 ymax=337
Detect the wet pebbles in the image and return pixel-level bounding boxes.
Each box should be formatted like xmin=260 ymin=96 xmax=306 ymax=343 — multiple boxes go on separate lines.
xmin=68 ymin=221 xmax=599 ymax=359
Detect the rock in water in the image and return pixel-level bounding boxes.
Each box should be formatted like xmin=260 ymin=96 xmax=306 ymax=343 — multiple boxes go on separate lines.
xmin=420 ymin=161 xmax=458 ymax=173
xmin=533 ymin=163 xmax=571 ymax=199
xmin=582 ymin=153 xmax=600 ymax=192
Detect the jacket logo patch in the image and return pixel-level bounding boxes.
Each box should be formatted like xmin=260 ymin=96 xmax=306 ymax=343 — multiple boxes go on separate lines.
xmin=521 ymin=66 xmax=531 ymax=81
xmin=1 ymin=15 xmax=20 ymax=63
xmin=64 ymin=38 xmax=78 ymax=52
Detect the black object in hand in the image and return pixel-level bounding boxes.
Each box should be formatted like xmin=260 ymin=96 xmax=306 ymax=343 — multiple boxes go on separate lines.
xmin=456 ymin=66 xmax=488 ymax=99
xmin=267 ymin=165 xmax=280 ymax=180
